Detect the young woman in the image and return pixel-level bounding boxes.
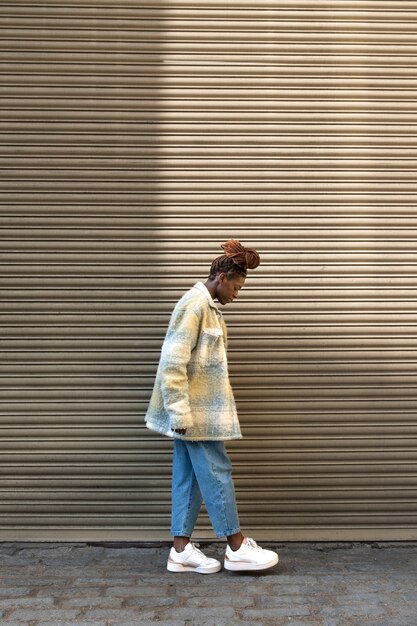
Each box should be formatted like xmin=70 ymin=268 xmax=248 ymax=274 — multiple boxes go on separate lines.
xmin=145 ymin=240 xmax=279 ymax=574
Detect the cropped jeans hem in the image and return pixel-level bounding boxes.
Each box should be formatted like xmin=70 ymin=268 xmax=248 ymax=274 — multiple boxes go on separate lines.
xmin=171 ymin=526 xmax=241 ymax=539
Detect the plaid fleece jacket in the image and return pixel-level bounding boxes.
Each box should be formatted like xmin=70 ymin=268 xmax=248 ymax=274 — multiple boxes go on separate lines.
xmin=145 ymin=282 xmax=242 ymax=441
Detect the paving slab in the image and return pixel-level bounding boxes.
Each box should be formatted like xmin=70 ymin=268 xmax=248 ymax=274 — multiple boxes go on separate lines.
xmin=0 ymin=541 xmax=416 ymax=625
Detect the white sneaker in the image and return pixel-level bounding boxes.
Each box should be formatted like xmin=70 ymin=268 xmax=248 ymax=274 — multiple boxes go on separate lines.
xmin=167 ymin=542 xmax=222 ymax=574
xmin=224 ymin=537 xmax=279 ymax=572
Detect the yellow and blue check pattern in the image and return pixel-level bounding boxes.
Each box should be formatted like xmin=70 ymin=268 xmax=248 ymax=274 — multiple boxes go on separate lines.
xmin=145 ymin=282 xmax=243 ymax=441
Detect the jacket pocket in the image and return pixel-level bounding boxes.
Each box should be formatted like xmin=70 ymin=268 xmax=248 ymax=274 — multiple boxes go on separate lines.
xmin=198 ymin=328 xmax=225 ymax=367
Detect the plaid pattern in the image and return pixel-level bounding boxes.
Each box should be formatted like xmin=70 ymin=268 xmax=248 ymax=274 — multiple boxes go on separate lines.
xmin=145 ymin=282 xmax=242 ymax=441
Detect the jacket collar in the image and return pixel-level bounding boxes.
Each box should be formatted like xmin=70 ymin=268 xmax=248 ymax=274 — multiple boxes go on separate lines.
xmin=193 ymin=281 xmax=221 ymax=312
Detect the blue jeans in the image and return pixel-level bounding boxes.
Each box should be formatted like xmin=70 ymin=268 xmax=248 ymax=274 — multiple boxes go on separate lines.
xmin=170 ymin=439 xmax=241 ymax=538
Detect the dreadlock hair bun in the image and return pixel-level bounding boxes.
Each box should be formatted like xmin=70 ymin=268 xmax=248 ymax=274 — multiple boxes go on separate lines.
xmin=208 ymin=239 xmax=260 ymax=279
xmin=221 ymin=239 xmax=260 ymax=270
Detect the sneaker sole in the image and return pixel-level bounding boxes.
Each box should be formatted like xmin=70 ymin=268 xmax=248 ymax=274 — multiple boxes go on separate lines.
xmin=167 ymin=561 xmax=222 ymax=574
xmin=224 ymin=554 xmax=279 ymax=572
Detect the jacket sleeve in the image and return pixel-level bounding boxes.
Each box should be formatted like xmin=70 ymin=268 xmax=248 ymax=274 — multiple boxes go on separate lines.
xmin=159 ymin=305 xmax=200 ymax=430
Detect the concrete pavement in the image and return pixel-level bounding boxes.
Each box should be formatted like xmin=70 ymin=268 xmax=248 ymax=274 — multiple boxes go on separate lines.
xmin=0 ymin=541 xmax=416 ymax=625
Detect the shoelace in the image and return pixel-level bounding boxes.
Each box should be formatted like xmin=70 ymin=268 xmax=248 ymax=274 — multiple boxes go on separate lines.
xmin=244 ymin=537 xmax=261 ymax=551
xmin=189 ymin=542 xmax=211 ymax=563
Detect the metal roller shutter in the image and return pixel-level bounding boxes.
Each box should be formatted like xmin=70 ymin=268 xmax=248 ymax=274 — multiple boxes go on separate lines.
xmin=1 ymin=0 xmax=417 ymax=541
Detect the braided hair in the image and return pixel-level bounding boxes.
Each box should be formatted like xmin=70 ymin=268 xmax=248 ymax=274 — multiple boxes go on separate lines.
xmin=208 ymin=240 xmax=260 ymax=280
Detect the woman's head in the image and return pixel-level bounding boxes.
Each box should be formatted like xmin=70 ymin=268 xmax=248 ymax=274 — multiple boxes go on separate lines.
xmin=207 ymin=240 xmax=260 ymax=305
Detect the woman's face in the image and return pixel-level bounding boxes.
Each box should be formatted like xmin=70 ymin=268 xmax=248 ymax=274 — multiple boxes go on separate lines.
xmin=215 ymin=273 xmax=246 ymax=306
